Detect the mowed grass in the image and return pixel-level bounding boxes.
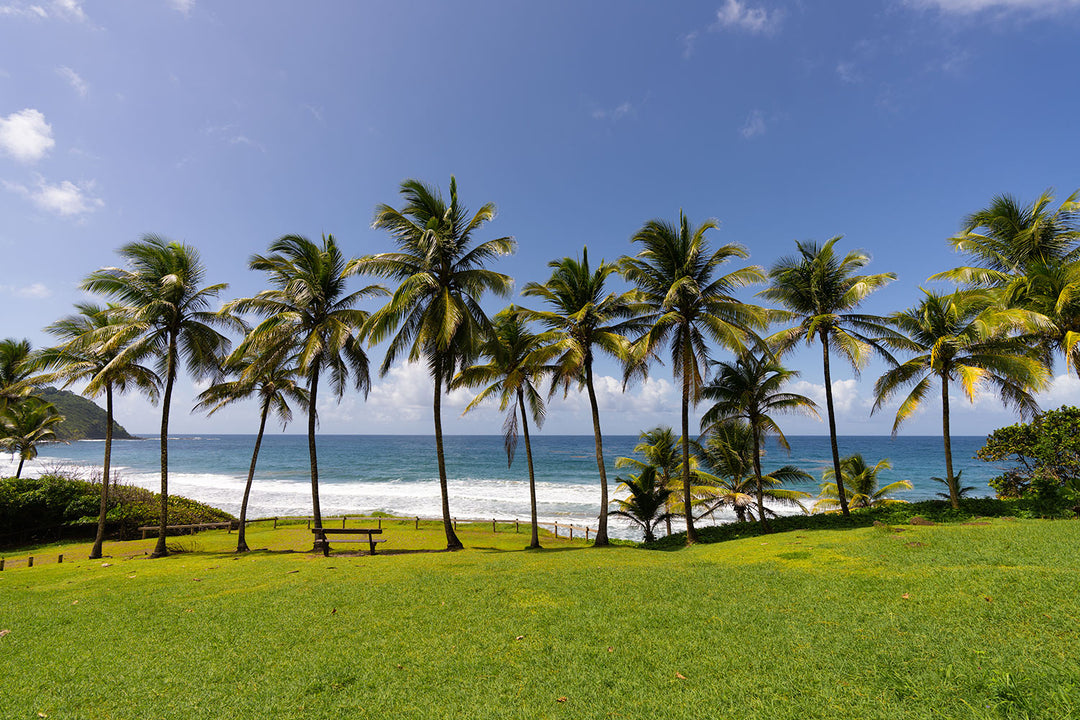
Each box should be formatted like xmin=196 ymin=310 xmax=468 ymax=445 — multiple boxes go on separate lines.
xmin=2 ymin=517 xmax=1079 ymax=719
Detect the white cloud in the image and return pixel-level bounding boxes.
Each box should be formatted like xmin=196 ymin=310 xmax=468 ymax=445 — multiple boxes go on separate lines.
xmin=1037 ymin=373 xmax=1080 ymax=408
xmin=836 ymin=61 xmax=860 ymax=84
xmin=789 ymin=378 xmax=869 ymax=416
xmin=681 ymin=30 xmax=700 ymax=59
xmin=49 ymin=0 xmax=85 ymax=21
xmin=712 ymin=0 xmax=784 ymax=34
xmin=366 ymin=362 xmax=475 ymax=424
xmin=0 ymin=282 xmax=51 ymax=298
xmin=57 ymin=65 xmax=87 ymax=97
xmin=169 ymin=0 xmax=194 ymax=16
xmin=740 ymin=109 xmax=766 ymax=138
xmin=228 ymin=135 xmax=266 ymax=153
xmin=907 ymin=0 xmax=1080 ymax=13
xmin=591 ymin=101 xmax=635 ymax=122
xmin=0 ymin=3 xmax=48 ymax=19
xmin=0 ymin=108 xmax=54 ymax=163
xmin=4 ymin=176 xmax=103 ymax=216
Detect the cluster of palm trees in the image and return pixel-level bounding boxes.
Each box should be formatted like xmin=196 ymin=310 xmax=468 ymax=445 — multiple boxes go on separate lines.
xmin=7 ymin=180 xmax=1078 ymax=556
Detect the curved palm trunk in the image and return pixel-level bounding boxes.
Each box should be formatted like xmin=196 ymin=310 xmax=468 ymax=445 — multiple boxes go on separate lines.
xmin=680 ymin=341 xmax=698 ymax=544
xmin=584 ymin=358 xmax=610 ymax=547
xmin=751 ymin=420 xmax=770 ymax=534
xmin=308 ymin=366 xmax=324 ymax=551
xmin=821 ymin=333 xmax=850 ymax=516
xmin=434 ymin=371 xmax=464 ymax=551
xmin=15 ymin=457 xmax=25 ymax=478
xmin=151 ymin=336 xmax=177 ymax=559
xmin=518 ymin=389 xmax=541 ymax=550
xmin=237 ymin=399 xmax=270 ymax=553
xmin=89 ymin=383 xmax=113 ymax=559
xmin=941 ymin=373 xmax=958 ymax=510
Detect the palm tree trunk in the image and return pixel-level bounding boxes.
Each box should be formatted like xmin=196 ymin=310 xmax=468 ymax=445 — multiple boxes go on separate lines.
xmin=89 ymin=383 xmax=113 ymax=560
xmin=584 ymin=358 xmax=610 ymax=547
xmin=308 ymin=366 xmax=324 ymax=551
xmin=151 ymin=337 xmax=177 ymax=559
xmin=237 ymin=399 xmax=270 ymax=553
xmin=518 ymin=389 xmax=541 ymax=550
xmin=434 ymin=370 xmax=463 ymax=551
xmin=681 ymin=342 xmax=698 ymax=544
xmin=15 ymin=456 xmax=24 ymax=478
xmin=941 ymin=373 xmax=958 ymax=510
xmin=821 ymin=332 xmax=850 ymax=516
xmin=751 ymin=422 xmax=770 ymax=534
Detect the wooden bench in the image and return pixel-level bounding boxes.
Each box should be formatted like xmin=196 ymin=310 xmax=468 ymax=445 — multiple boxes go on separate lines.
xmin=311 ymin=527 xmax=385 ymax=557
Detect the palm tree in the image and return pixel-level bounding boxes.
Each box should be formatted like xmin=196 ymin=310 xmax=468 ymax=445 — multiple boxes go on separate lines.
xmin=194 ymin=344 xmax=308 ymax=552
xmin=700 ymin=350 xmax=818 ymax=533
xmin=615 ymin=426 xmax=694 ymax=535
xmin=1 ymin=397 xmax=63 ymax=478
xmin=452 ymin=306 xmax=558 ymax=549
xmin=225 ymin=234 xmax=381 ymax=542
xmin=0 ymin=338 xmax=36 ymax=412
xmin=873 ymin=290 xmax=1050 ymax=509
xmin=760 ymin=237 xmax=897 ymax=516
xmin=815 ymin=454 xmax=910 ymax=511
xmin=623 ymin=212 xmax=767 ymax=543
xmin=610 ymin=465 xmax=673 ymax=543
xmin=37 ymin=302 xmax=160 ymax=559
xmin=84 ymin=235 xmax=234 ymax=558
xmin=694 ymin=421 xmax=812 ymax=523
xmin=933 ymin=470 xmax=975 ymax=502
xmin=522 ymin=248 xmax=645 ymax=547
xmin=361 ymin=177 xmax=515 ymax=551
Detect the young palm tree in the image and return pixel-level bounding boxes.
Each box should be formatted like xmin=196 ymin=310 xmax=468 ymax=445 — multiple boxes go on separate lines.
xmin=873 ymin=290 xmax=1050 ymax=509
xmin=615 ymin=426 xmax=681 ymax=534
xmin=815 ymin=454 xmax=911 ymax=511
xmin=194 ymin=344 xmax=308 ymax=552
xmin=760 ymin=237 xmax=897 ymax=516
xmin=361 ymin=177 xmax=515 ymax=551
xmin=700 ymin=351 xmax=818 ymax=533
xmin=623 ymin=212 xmax=767 ymax=543
xmin=522 ymin=248 xmax=645 ymax=547
xmin=225 ymin=234 xmax=381 ymax=542
xmin=610 ymin=465 xmax=673 ymax=543
xmin=694 ymin=421 xmax=812 ymax=523
xmin=452 ymin=306 xmax=558 ymax=549
xmin=1 ymin=397 xmax=63 ymax=478
xmin=37 ymin=303 xmax=160 ymax=559
xmin=84 ymin=235 xmax=234 ymax=558
xmin=0 ymin=338 xmax=36 ymax=412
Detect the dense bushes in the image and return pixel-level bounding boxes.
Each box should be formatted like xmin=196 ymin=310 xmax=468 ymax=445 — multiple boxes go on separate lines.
xmin=0 ymin=474 xmax=234 ymax=546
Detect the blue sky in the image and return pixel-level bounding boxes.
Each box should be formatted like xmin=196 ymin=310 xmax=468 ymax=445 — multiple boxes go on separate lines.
xmin=2 ymin=0 xmax=1079 ymax=437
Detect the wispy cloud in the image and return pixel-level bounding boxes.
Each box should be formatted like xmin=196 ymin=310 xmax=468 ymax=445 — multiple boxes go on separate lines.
xmin=169 ymin=0 xmax=194 ymax=16
xmin=57 ymin=65 xmax=87 ymax=97
xmin=712 ymin=0 xmax=784 ymax=35
xmin=740 ymin=109 xmax=767 ymax=138
xmin=592 ymin=101 xmax=635 ymax=122
xmin=907 ymin=0 xmax=1080 ymax=14
xmin=0 ymin=281 xmax=51 ymax=298
xmin=0 ymin=108 xmax=54 ymax=163
xmin=836 ymin=61 xmax=861 ymax=84
xmin=1 ymin=0 xmax=88 ymax=22
xmin=681 ymin=30 xmax=700 ymax=59
xmin=4 ymin=176 xmax=103 ymax=216
xmin=228 ymin=135 xmax=266 ymax=153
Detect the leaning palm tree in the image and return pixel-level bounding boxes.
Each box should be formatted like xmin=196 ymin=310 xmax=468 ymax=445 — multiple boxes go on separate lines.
xmin=522 ymin=248 xmax=646 ymax=547
xmin=225 ymin=234 xmax=382 ymax=542
xmin=700 ymin=350 xmax=818 ymax=533
xmin=873 ymin=289 xmax=1050 ymax=509
xmin=452 ymin=306 xmax=558 ymax=550
xmin=760 ymin=237 xmax=897 ymax=516
xmin=815 ymin=454 xmax=911 ymax=511
xmin=37 ymin=302 xmax=160 ymax=559
xmin=1 ymin=397 xmax=63 ymax=478
xmin=194 ymin=344 xmax=308 ymax=552
xmin=623 ymin=212 xmax=768 ymax=543
xmin=361 ymin=177 xmax=515 ymax=551
xmin=84 ymin=235 xmax=234 ymax=558
xmin=611 ymin=465 xmax=673 ymax=543
xmin=694 ymin=421 xmax=812 ymax=523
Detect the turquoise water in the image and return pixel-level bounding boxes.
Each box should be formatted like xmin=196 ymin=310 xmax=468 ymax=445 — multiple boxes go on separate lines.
xmin=6 ymin=434 xmax=1002 ymax=538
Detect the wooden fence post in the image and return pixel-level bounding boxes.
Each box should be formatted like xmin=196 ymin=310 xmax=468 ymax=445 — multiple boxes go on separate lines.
xmin=415 ymin=516 xmax=419 ymax=530
xmin=554 ymin=523 xmax=558 ymax=538
xmin=570 ymin=527 xmax=573 ymax=540
xmin=515 ymin=520 xmax=519 ymax=533
xmin=342 ymin=516 xmax=347 ymax=529
xmin=307 ymin=518 xmax=311 ymax=530
xmin=58 ymin=554 xmax=63 ymax=564
xmin=0 ymin=558 xmax=5 ymax=571
xmin=27 ymin=556 xmax=33 ymax=568
xmin=453 ymin=518 xmax=457 ymax=530
xmin=492 ymin=518 xmax=496 ymax=533
xmin=586 ymin=528 xmax=590 ymax=541
xmin=273 ymin=516 xmax=278 ymax=529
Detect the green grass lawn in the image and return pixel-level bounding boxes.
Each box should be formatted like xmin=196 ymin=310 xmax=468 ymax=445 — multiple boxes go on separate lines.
xmin=2 ymin=517 xmax=1078 ymax=719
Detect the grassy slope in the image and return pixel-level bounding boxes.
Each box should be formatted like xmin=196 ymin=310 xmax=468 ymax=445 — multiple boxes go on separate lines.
xmin=1 ymin=518 xmax=1078 ymax=720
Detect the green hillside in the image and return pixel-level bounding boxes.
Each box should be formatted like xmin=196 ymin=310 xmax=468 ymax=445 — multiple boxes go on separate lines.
xmin=38 ymin=387 xmax=137 ymax=441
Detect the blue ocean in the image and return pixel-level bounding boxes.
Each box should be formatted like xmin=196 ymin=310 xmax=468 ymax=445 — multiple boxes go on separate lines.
xmin=5 ymin=433 xmax=1004 ymax=538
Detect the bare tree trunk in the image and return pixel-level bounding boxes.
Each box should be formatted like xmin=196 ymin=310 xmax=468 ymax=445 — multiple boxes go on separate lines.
xmin=681 ymin=341 xmax=698 ymax=544
xmin=821 ymin=333 xmax=850 ymax=516
xmin=518 ymin=389 xmax=541 ymax=549
xmin=15 ymin=457 xmax=24 ymax=478
xmin=434 ymin=371 xmax=463 ymax=550
xmin=308 ymin=366 xmax=324 ymax=551
xmin=751 ymin=420 xmax=770 ymax=534
xmin=151 ymin=336 xmax=177 ymax=559
xmin=585 ymin=358 xmax=609 ymax=547
xmin=89 ymin=383 xmax=113 ymax=559
xmin=941 ymin=373 xmax=958 ymax=510
xmin=237 ymin=399 xmax=270 ymax=553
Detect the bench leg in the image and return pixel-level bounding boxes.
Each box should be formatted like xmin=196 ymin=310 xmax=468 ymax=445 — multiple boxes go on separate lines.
xmin=369 ymin=538 xmax=376 ymax=555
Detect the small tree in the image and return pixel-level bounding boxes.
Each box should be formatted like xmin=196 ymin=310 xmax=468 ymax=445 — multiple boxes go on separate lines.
xmin=1 ymin=397 xmax=64 ymax=478
xmin=610 ymin=466 xmax=673 ymax=543
xmin=815 ymin=454 xmax=911 ymax=511
xmin=977 ymin=406 xmax=1080 ymax=504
